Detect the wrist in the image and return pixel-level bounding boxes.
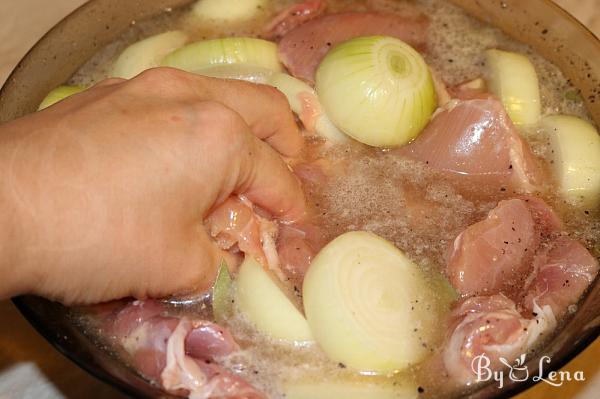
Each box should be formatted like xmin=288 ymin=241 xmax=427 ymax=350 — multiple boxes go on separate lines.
xmin=0 ymin=185 xmax=28 ymax=298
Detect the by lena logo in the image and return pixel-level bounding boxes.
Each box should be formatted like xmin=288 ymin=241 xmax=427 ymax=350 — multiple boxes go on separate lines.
xmin=471 ymin=353 xmax=586 ymax=388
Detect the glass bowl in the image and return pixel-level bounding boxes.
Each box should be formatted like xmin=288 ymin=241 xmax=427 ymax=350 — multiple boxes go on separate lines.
xmin=1 ymin=1 xmax=599 ymax=397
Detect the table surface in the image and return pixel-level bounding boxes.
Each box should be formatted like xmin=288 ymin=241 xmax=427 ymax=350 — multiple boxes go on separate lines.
xmin=0 ymin=1 xmax=599 ymax=398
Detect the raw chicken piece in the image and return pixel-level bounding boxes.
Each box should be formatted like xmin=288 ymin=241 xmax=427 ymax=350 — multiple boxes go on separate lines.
xmin=443 ymin=195 xmax=596 ymax=385
xmin=161 ymin=319 xmax=264 ymax=399
xmin=399 ymin=97 xmax=546 ymax=194
xmin=277 ymin=12 xmax=428 ymax=83
xmin=205 ymin=196 xmax=265 ymax=261
xmin=291 ymin=155 xmax=341 ymax=186
xmin=205 ymin=196 xmax=279 ymax=273
xmin=523 ymin=237 xmax=599 ymax=318
xmin=263 ymin=0 xmax=327 ymax=40
xmin=277 ymin=222 xmax=327 ymax=287
xmin=292 ymin=159 xmax=330 ymax=185
xmin=446 ymin=197 xmax=561 ymax=298
xmin=273 ymin=160 xmax=330 ymax=287
xmin=205 ymin=194 xmax=325 ymax=286
xmin=522 ymin=196 xmax=563 ymax=237
xmin=100 ymin=300 xmax=265 ymax=398
xmin=443 ymin=294 xmax=556 ymax=385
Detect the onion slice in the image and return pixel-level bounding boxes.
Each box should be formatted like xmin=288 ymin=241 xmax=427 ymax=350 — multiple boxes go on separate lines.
xmin=191 ymin=0 xmax=266 ymax=23
xmin=316 ymin=36 xmax=436 ymax=148
xmin=235 ymin=256 xmax=314 ymax=344
xmin=543 ymin=114 xmax=600 ymax=207
xmin=485 ymin=49 xmax=541 ymax=126
xmin=111 ymin=31 xmax=188 ymax=79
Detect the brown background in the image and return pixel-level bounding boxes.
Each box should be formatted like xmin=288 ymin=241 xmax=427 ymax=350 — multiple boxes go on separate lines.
xmin=0 ymin=1 xmax=599 ymax=398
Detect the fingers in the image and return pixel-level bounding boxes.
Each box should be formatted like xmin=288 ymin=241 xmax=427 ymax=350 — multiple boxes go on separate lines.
xmin=93 ymin=77 xmax=126 ymax=88
xmin=186 ymin=100 xmax=306 ymax=222
xmin=127 ymin=68 xmax=304 ymax=156
xmin=235 ymin=132 xmax=307 ymax=222
xmin=185 ymin=73 xmax=304 ymax=157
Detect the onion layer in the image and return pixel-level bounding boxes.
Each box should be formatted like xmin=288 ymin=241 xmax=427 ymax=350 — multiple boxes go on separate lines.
xmin=194 ymin=64 xmax=275 ymax=84
xmin=315 ymin=36 xmax=436 ymax=148
xmin=303 ymin=231 xmax=440 ymax=373
xmin=161 ymin=37 xmax=282 ymax=73
xmin=111 ymin=31 xmax=188 ymax=79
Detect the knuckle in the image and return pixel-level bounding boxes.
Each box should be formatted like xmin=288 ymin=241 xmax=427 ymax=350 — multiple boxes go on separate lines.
xmin=130 ymin=67 xmax=191 ymax=92
xmin=262 ymin=84 xmax=290 ymax=108
xmin=195 ymin=101 xmax=246 ymax=137
xmin=193 ymin=101 xmax=253 ymax=157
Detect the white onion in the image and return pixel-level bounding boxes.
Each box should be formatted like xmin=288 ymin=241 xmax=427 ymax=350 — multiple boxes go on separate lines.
xmin=485 ymin=49 xmax=541 ymax=126
xmin=316 ymin=36 xmax=436 ymax=148
xmin=303 ymin=231 xmax=441 ymax=373
xmin=161 ymin=37 xmax=282 ymax=73
xmin=192 ymin=0 xmax=267 ymax=23
xmin=543 ymin=114 xmax=600 ymax=207
xmin=235 ymin=256 xmax=314 ymax=344
xmin=111 ymin=31 xmax=188 ymax=79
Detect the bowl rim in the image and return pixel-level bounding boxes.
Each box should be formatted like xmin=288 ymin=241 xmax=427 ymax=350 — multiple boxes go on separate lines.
xmin=12 ymin=296 xmax=155 ymax=399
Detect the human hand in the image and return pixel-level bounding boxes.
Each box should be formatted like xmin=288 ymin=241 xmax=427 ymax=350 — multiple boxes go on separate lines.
xmin=0 ymin=68 xmax=305 ymax=304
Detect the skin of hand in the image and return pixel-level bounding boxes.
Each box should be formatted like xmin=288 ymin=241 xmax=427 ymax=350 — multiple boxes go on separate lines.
xmin=0 ymin=67 xmax=306 ymax=305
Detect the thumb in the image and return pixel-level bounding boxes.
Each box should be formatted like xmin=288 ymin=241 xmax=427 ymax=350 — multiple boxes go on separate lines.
xmin=234 ymin=133 xmax=307 ymax=222
xmin=141 ymin=228 xmax=236 ymax=299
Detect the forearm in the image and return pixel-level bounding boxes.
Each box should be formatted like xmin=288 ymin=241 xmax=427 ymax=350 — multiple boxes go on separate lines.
xmin=0 ymin=121 xmax=35 ymax=299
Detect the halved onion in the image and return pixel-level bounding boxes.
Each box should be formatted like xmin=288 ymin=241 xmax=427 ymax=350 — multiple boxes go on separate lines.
xmin=235 ymin=256 xmax=314 ymax=344
xmin=303 ymin=231 xmax=440 ymax=373
xmin=485 ymin=49 xmax=541 ymax=126
xmin=543 ymin=114 xmax=600 ymax=207
xmin=161 ymin=37 xmax=282 ymax=73
xmin=315 ymin=36 xmax=436 ymax=148
xmin=192 ymin=0 xmax=266 ymax=23
xmin=111 ymin=31 xmax=188 ymax=79
xmin=38 ymin=85 xmax=85 ymax=110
